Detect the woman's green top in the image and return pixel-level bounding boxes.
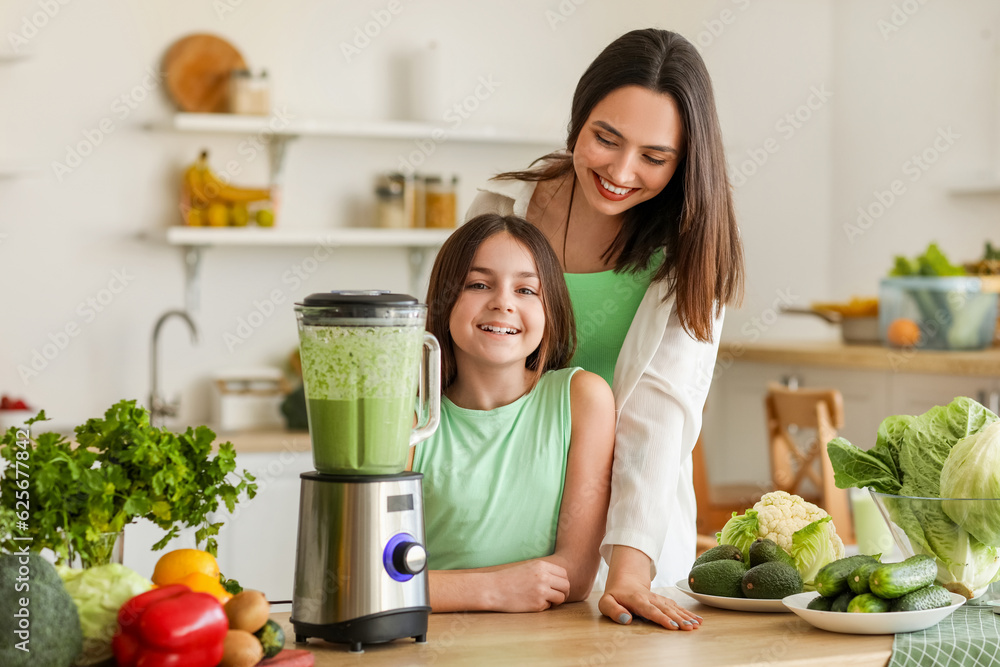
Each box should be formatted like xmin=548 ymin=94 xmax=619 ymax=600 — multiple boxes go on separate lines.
xmin=564 ymin=258 xmax=660 ymax=386
xmin=412 ymin=368 xmax=580 ymax=569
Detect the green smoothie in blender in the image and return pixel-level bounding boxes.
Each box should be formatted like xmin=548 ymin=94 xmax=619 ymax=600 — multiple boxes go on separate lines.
xmin=299 ymin=324 xmax=424 ymax=474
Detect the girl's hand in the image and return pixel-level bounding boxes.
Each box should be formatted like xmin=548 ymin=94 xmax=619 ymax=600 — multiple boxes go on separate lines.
xmin=491 ymin=560 xmax=571 ymax=612
xmin=599 ymin=582 xmax=702 ymax=631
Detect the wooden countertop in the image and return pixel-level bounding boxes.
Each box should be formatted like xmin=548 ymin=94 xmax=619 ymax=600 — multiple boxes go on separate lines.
xmin=719 ymin=340 xmax=1000 ymax=377
xmin=267 ymin=588 xmax=892 ymax=666
xmin=214 ymin=428 xmax=311 ymax=454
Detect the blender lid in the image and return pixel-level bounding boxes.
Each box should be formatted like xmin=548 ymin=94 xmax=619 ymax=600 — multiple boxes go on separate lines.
xmin=299 ymin=291 xmax=418 ymax=307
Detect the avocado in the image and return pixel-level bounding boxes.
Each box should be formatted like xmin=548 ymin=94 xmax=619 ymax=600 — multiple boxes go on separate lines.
xmin=688 ymin=559 xmax=746 ymax=598
xmin=692 ymin=544 xmax=744 ymax=568
xmin=748 ymin=538 xmax=795 ymax=569
xmin=741 ymin=561 xmax=803 ymax=599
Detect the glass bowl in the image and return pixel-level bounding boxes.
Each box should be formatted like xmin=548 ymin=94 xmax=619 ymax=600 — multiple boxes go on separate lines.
xmin=869 ymin=490 xmax=1000 ymax=603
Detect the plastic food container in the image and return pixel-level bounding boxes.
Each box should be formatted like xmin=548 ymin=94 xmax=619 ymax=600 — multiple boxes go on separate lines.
xmin=878 ymin=276 xmax=999 ymax=350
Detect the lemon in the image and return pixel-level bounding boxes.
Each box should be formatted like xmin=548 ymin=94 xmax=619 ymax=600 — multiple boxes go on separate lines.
xmin=207 ymin=202 xmax=229 ymax=227
xmin=256 ymin=208 xmax=275 ymax=227
xmin=152 ymin=548 xmax=220 ymax=587
xmin=230 ymin=204 xmax=250 ymax=227
xmin=185 ymin=208 xmax=205 ymax=227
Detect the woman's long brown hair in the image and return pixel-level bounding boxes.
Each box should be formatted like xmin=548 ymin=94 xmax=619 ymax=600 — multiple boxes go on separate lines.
xmin=426 ymin=214 xmax=576 ymax=391
xmin=497 ymin=28 xmax=744 ymax=343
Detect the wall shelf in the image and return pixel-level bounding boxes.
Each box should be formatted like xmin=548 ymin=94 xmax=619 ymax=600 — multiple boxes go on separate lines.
xmin=168 ymin=112 xmax=564 ymax=146
xmin=164 ymin=226 xmax=453 ymax=247
xmin=158 ymin=226 xmax=454 ymax=311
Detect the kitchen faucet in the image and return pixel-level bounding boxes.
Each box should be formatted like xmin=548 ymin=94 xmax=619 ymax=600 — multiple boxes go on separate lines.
xmin=149 ymin=309 xmax=199 ymax=427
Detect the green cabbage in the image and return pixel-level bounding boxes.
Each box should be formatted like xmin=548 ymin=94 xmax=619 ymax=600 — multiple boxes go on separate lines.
xmin=790 ymin=517 xmax=840 ymax=590
xmin=57 ymin=564 xmax=151 ymax=666
xmin=941 ymin=421 xmax=1000 ymax=547
xmin=716 ymin=509 xmax=759 ymax=562
xmin=826 ymin=396 xmax=1000 ymax=599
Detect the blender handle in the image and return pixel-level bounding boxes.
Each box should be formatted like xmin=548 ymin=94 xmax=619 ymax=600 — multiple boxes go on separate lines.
xmin=411 ymin=332 xmax=441 ymax=446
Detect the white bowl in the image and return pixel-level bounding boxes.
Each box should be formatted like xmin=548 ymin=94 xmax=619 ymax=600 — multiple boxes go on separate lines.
xmin=782 ymin=592 xmax=966 ymax=634
xmin=674 ymin=579 xmax=790 ymax=613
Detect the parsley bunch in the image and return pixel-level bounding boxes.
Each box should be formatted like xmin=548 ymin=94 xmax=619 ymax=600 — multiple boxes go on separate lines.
xmin=0 ymin=400 xmax=257 ymax=567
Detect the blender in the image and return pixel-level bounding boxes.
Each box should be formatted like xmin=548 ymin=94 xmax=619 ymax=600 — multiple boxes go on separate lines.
xmin=290 ymin=291 xmax=440 ymax=653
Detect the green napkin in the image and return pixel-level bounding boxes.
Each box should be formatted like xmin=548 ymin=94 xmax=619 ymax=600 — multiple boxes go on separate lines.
xmin=890 ymin=607 xmax=1000 ymax=667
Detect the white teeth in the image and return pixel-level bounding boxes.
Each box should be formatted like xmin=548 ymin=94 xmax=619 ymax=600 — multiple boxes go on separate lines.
xmin=599 ymin=176 xmax=633 ymax=196
xmin=479 ymin=324 xmax=519 ymax=335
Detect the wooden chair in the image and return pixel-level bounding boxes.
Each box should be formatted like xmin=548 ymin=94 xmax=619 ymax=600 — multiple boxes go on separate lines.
xmin=764 ymin=383 xmax=854 ymax=544
xmin=692 ymin=434 xmax=767 ymax=547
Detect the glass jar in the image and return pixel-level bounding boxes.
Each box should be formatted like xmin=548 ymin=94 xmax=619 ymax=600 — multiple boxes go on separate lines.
xmin=425 ymin=175 xmax=457 ymax=229
xmin=229 ymin=69 xmax=271 ymax=115
xmin=375 ymin=173 xmax=406 ymax=229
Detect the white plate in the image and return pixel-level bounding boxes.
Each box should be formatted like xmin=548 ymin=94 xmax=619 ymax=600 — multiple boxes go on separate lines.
xmin=674 ymin=579 xmax=791 ymax=612
xmin=782 ymin=592 xmax=966 ymax=634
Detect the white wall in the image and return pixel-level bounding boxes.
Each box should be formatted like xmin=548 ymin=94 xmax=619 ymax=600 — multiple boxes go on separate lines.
xmin=1 ymin=0 xmax=993 ymax=431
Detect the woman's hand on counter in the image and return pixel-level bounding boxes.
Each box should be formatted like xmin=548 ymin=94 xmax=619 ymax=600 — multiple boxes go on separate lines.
xmin=599 ymin=546 xmax=702 ymax=631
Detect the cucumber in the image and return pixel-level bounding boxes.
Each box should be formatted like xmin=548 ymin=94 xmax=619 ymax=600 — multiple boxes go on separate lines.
xmin=847 ymin=593 xmax=891 ymax=613
xmin=807 ymin=595 xmax=834 ymax=611
xmin=815 ymin=555 xmax=880 ymax=597
xmin=830 ymin=591 xmax=855 ymax=612
xmin=847 ymin=561 xmax=881 ymax=595
xmin=869 ymin=555 xmax=937 ymax=599
xmin=890 ymin=585 xmax=953 ymax=612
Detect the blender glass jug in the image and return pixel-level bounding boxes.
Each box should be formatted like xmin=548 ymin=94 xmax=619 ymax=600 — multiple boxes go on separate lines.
xmin=295 ymin=291 xmax=440 ymax=475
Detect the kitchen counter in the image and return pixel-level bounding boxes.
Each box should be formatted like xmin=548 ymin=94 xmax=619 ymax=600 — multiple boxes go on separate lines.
xmin=215 ymin=428 xmax=311 ymax=453
xmin=719 ymin=340 xmax=1000 ymax=377
xmin=267 ymin=588 xmax=893 ymax=666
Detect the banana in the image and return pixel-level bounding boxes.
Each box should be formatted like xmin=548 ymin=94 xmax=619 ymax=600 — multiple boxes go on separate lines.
xmin=183 ymin=150 xmax=271 ymax=206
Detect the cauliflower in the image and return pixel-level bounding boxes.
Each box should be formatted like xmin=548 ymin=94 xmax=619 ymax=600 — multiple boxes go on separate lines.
xmin=717 ymin=491 xmax=846 ymax=588
xmin=754 ymin=490 xmax=845 ymax=556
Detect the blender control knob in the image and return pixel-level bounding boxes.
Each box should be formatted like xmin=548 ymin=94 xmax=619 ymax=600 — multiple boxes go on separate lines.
xmin=394 ymin=542 xmax=427 ymax=575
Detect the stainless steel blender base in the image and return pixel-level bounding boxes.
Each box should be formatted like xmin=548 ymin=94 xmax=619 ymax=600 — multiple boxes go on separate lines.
xmin=291 ymin=471 xmax=430 ymax=650
xmin=292 ymin=608 xmax=430 ymax=653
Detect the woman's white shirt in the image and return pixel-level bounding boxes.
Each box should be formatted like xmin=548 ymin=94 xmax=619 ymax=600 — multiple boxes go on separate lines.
xmin=466 ymin=179 xmax=724 ymax=587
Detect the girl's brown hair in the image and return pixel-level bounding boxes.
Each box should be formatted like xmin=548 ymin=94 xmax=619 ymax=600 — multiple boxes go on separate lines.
xmin=497 ymin=28 xmax=744 ymax=343
xmin=426 ymin=214 xmax=576 ymax=391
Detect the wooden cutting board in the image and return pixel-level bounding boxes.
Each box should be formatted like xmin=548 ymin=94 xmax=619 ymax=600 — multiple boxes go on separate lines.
xmin=163 ymin=33 xmax=246 ymax=113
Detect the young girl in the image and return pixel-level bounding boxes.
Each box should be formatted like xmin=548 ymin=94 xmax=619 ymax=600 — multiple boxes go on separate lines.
xmin=466 ymin=28 xmax=741 ymax=630
xmin=409 ymin=213 xmax=616 ymax=613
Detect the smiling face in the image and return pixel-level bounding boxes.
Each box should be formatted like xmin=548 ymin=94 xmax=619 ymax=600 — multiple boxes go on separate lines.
xmin=572 ymin=85 xmax=686 ymax=218
xmin=448 ymin=233 xmax=546 ymax=375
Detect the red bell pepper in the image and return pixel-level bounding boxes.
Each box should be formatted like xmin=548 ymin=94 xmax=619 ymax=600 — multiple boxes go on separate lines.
xmin=112 ymin=584 xmax=229 ymax=667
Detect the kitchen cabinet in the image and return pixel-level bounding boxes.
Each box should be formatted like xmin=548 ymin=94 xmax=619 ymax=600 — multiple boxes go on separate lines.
xmin=123 ymin=443 xmax=312 ymax=600
xmin=701 ymin=341 xmax=1000 ymax=487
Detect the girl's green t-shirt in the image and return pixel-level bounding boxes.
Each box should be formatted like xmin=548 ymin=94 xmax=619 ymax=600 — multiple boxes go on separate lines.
xmin=564 ymin=257 xmax=660 ymax=386
xmin=411 ymin=368 xmax=579 ymax=570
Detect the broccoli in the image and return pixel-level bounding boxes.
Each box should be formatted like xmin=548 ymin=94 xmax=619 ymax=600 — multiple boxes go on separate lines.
xmin=0 ymin=551 xmax=83 ymax=667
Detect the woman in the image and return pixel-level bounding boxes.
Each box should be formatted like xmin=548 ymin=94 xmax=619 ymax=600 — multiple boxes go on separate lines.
xmin=465 ymin=28 xmax=744 ymax=630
